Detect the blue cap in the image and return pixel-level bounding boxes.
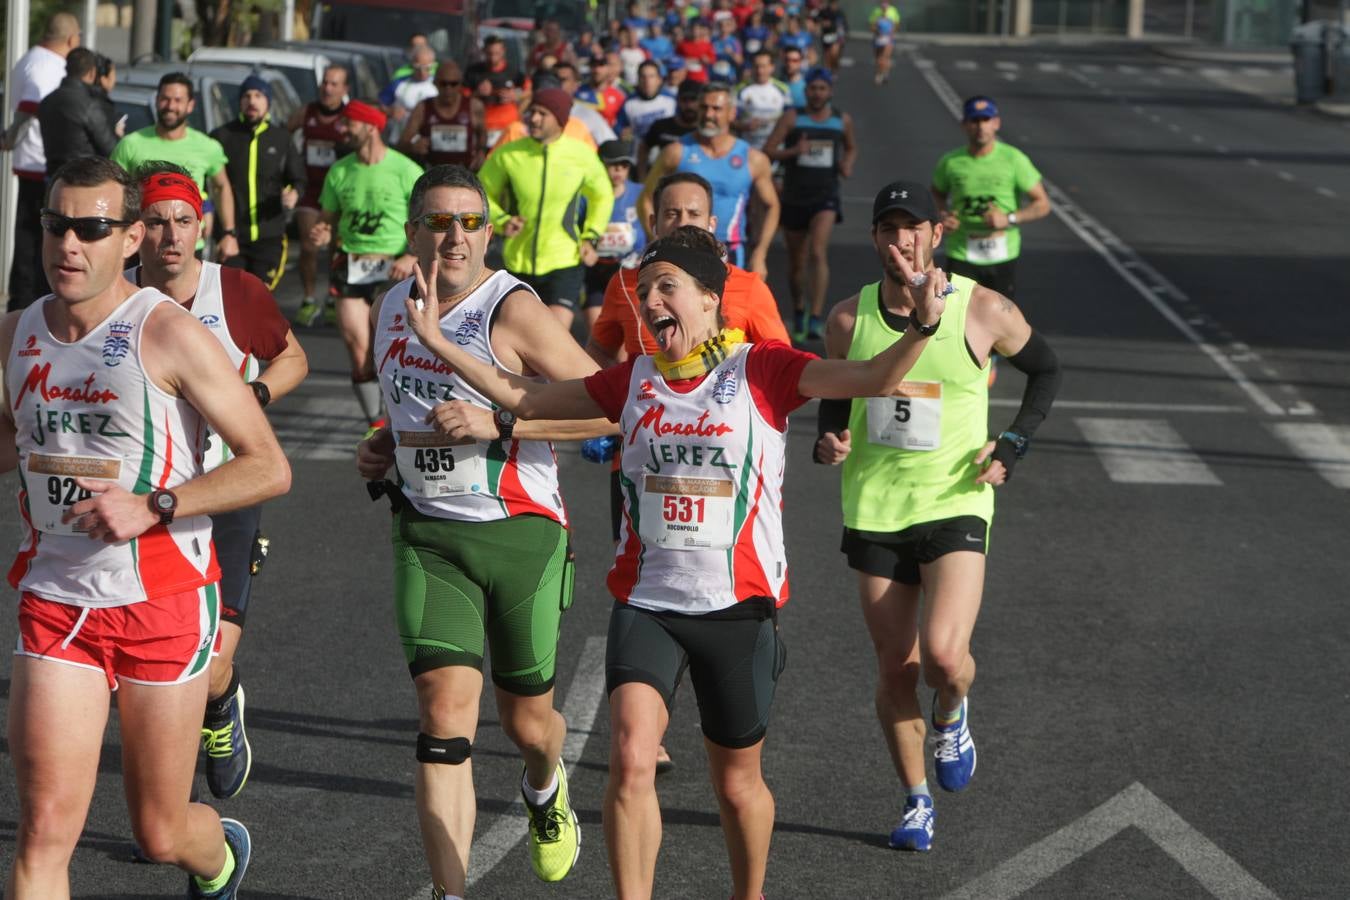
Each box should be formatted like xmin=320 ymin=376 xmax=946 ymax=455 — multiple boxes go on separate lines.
xmin=666 ymin=56 xmax=686 ymax=70
xmin=962 ymin=95 xmax=998 ymax=120
xmin=240 ymin=74 xmax=273 ymax=104
xmin=806 ymin=66 xmax=833 ymax=85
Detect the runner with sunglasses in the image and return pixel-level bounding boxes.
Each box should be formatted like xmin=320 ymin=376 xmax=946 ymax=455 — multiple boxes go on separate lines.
xmin=398 ymin=223 xmax=947 ymax=900
xmin=397 ymin=61 xmax=486 ymax=171
xmin=1 ymin=156 xmax=291 ymax=899
xmin=355 ymin=165 xmax=616 ymax=898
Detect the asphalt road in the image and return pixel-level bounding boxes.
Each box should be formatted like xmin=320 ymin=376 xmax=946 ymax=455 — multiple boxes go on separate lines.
xmin=3 ymin=37 xmax=1349 ymax=900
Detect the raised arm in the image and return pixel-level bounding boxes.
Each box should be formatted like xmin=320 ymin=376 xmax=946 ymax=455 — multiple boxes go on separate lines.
xmin=797 ymin=244 xmax=945 ymax=399
xmin=405 ymin=261 xmax=603 ymax=421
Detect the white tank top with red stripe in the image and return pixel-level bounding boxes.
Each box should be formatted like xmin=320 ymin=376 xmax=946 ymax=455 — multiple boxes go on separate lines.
xmin=610 ymin=345 xmax=788 ymax=614
xmin=128 ymin=262 xmax=257 ymax=472
xmin=7 ymin=290 xmax=217 ymax=607
xmin=374 ymin=272 xmax=567 ymax=526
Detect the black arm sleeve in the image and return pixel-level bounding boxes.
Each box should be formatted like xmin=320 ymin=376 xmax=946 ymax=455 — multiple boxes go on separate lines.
xmin=813 ymin=398 xmax=851 ymax=464
xmin=1001 ymin=329 xmax=1061 ymax=440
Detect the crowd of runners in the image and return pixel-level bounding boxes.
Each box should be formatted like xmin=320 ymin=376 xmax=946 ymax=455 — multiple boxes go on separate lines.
xmin=1 ymin=2 xmax=1066 ymax=898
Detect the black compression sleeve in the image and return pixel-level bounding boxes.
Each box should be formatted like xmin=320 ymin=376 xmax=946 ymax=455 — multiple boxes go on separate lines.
xmin=814 ymin=398 xmax=852 ymax=464
xmin=1002 ymin=330 xmax=1061 ymax=440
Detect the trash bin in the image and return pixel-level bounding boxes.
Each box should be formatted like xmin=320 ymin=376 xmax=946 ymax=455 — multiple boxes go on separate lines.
xmin=1290 ymin=20 xmax=1329 ymax=104
xmin=1330 ymin=24 xmax=1350 ymax=101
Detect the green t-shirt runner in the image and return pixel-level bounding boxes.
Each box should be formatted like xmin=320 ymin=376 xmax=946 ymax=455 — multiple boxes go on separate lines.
xmin=111 ymin=127 xmax=227 ymax=193
xmin=931 ymin=141 xmax=1041 ymax=265
xmin=319 ymin=148 xmax=425 ymax=256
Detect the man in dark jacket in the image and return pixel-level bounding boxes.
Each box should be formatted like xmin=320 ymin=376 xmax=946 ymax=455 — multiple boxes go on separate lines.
xmin=38 ymin=47 xmax=120 ymax=175
xmin=211 ymin=75 xmax=307 ymax=289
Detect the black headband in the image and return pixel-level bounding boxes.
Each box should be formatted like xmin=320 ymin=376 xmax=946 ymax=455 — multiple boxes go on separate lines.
xmin=638 ymin=244 xmax=727 ymax=297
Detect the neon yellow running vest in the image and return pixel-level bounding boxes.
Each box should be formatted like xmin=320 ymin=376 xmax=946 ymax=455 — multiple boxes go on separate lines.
xmin=842 ymin=277 xmax=994 ymax=532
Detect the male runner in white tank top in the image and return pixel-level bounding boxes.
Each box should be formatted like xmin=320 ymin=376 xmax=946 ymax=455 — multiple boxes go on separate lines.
xmin=131 ymin=162 xmax=309 ymax=804
xmin=0 ymin=157 xmax=291 ymax=899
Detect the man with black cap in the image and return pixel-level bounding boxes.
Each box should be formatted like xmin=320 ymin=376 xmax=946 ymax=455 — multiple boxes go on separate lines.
xmin=814 ymin=179 xmax=1061 ymax=854
xmin=478 ymin=88 xmax=613 ymax=332
xmin=212 ymin=75 xmax=307 ymax=290
xmin=931 ymin=95 xmax=1050 ymax=301
xmin=583 ymin=140 xmax=648 ymax=331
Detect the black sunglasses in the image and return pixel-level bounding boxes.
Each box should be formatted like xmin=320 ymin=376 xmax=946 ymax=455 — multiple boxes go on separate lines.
xmin=416 ymin=211 xmax=488 ymax=233
xmin=436 ymin=79 xmax=461 ymax=88
xmin=40 ymin=209 xmax=136 ymax=242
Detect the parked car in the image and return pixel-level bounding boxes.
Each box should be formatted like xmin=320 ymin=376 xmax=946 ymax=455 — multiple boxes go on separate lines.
xmin=480 ymin=0 xmax=593 ymax=36
xmin=189 ymin=46 xmax=331 ymax=107
xmin=267 ymin=38 xmax=397 ymax=95
xmin=311 ymin=0 xmax=475 ymax=66
xmin=108 ymin=84 xmax=159 ymax=135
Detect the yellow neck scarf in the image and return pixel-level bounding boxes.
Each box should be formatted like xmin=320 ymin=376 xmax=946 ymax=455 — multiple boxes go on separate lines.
xmin=652 ymin=328 xmax=746 ymax=381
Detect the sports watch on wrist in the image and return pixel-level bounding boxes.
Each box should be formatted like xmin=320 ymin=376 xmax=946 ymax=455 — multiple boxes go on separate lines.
xmin=1007 ymin=212 xmax=1020 ymax=226
xmin=149 ymin=488 xmax=178 ymax=525
xmin=908 ymin=311 xmax=941 ymax=337
xmin=221 ymin=228 xmax=237 ymax=237
xmin=250 ymin=380 xmax=271 ymax=408
xmin=999 ymin=430 xmax=1030 ymax=459
xmin=494 ymin=408 xmax=516 ymax=442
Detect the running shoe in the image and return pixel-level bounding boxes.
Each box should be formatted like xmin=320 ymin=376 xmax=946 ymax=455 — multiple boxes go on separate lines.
xmin=807 ymin=315 xmax=824 ymax=340
xmin=323 ymin=301 xmax=338 ymax=326
xmin=187 ymin=817 xmax=251 ymax=898
xmin=201 ymin=682 xmax=252 ymax=800
xmin=888 ymin=795 xmax=935 ymax=851
xmin=931 ymin=695 xmax=976 ymax=792
xmin=791 ymin=310 xmax=808 ymax=342
xmin=523 ymin=761 xmax=580 ymax=882
xmin=293 ymin=296 xmax=323 ymax=327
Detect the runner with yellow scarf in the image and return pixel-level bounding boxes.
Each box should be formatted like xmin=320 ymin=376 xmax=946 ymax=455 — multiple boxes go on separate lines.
xmin=402 ymin=223 xmax=948 ymax=900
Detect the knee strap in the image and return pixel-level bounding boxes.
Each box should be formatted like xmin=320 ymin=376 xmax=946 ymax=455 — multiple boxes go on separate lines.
xmin=417 ymin=732 xmax=472 ymax=765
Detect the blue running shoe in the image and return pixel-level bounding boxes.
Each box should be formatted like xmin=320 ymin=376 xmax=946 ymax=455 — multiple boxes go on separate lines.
xmin=188 ymin=818 xmax=251 ymax=898
xmin=888 ymin=795 xmax=935 ymax=851
xmin=931 ymin=695 xmax=976 ymax=792
xmin=202 ymin=683 xmax=252 ymax=800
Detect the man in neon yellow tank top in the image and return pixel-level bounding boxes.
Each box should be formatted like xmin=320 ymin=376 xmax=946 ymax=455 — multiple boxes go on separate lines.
xmin=814 ymin=180 xmax=1062 ymax=852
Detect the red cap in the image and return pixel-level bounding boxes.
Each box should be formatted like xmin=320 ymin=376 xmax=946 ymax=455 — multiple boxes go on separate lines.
xmin=343 ymin=99 xmax=387 ymax=131
xmin=529 ymin=88 xmax=571 ymax=128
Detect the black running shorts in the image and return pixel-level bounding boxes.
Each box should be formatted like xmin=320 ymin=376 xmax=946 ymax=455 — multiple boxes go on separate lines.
xmin=841 ymin=515 xmax=989 ymax=585
xmin=213 ymin=505 xmax=263 ymax=629
xmin=605 ymin=598 xmax=787 ymax=749
xmin=946 ymin=257 xmax=1017 ymax=300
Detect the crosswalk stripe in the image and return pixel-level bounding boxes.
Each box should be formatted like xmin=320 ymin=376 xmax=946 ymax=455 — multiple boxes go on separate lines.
xmin=1117 ymin=64 xmax=1141 ymax=74
xmin=955 ymin=59 xmax=978 ymax=70
xmin=1160 ymin=66 xmax=1185 ymax=76
xmin=1076 ymin=418 xmax=1222 ymax=485
xmin=994 ymin=61 xmax=1019 ymax=71
xmin=1269 ymin=423 xmax=1350 ymax=488
xmin=1037 ymin=61 xmax=1062 ymax=72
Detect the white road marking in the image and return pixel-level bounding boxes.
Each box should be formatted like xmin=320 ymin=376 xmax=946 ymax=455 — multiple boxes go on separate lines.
xmin=1276 ymin=170 xmax=1295 ymax=181
xmin=1200 ymin=66 xmax=1229 ymax=77
xmin=1037 ymin=61 xmax=1062 ymax=72
xmin=1079 ymin=63 xmax=1103 ymax=73
xmin=1160 ymin=65 xmax=1185 ymax=76
xmin=1191 ymin=134 xmax=1206 ymax=143
xmin=1117 ymin=64 xmax=1141 ymax=74
xmin=1269 ymin=423 xmax=1350 ymax=488
xmin=955 ymin=59 xmax=978 ymax=70
xmin=941 ymin=782 xmax=1280 ymax=900
xmin=994 ymin=60 xmax=1019 ymax=71
xmin=1241 ymin=66 xmax=1279 ymax=77
xmin=999 ymin=72 xmax=1018 ymax=82
xmin=1246 ymin=157 xmax=1262 ymax=166
xmin=907 ymin=54 xmax=1312 ymax=418
xmin=1316 ymin=186 xmax=1336 ymax=197
xmin=406 ymin=635 xmax=609 ymax=900
xmin=1076 ymin=418 xmax=1222 ymax=485
xmin=990 ymin=399 xmax=1244 ymax=414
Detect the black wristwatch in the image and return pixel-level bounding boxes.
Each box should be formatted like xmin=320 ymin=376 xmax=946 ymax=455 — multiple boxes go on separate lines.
xmin=221 ymin=227 xmax=238 ymax=237
xmin=494 ymin=408 xmax=516 ymax=441
xmin=908 ymin=311 xmax=941 ymax=337
xmin=999 ymin=430 xmax=1030 ymax=459
xmin=149 ymin=488 xmax=178 ymax=525
xmin=250 ymin=380 xmax=271 ymax=408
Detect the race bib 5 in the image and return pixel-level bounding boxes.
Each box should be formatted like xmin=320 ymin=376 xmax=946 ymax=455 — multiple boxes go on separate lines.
xmin=865 ymin=381 xmax=942 ymax=451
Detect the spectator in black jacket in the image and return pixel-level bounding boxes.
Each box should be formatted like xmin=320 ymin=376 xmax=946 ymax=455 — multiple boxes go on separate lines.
xmin=211 ymin=75 xmax=307 ymax=289
xmin=38 ymin=47 xmax=120 ymax=175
